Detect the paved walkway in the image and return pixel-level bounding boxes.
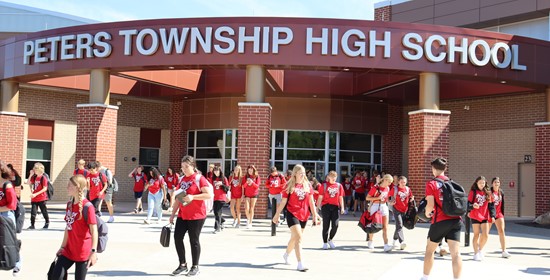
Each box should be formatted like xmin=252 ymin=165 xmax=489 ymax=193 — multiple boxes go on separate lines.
xmin=1 ymin=202 xmax=549 ymax=279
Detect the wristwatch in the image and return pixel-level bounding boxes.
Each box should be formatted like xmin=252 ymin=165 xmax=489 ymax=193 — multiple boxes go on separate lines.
xmin=91 ymin=248 xmax=97 ymax=253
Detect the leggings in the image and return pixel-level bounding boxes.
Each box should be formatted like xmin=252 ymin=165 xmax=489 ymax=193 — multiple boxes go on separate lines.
xmin=30 ymin=200 xmax=50 ymax=225
xmin=174 ymin=218 xmax=205 ymax=266
xmin=91 ymin=198 xmax=102 ymax=215
xmin=393 ymin=210 xmax=405 ymax=243
xmin=321 ymin=204 xmax=340 ymax=243
xmin=213 ymin=201 xmax=226 ymax=230
xmin=52 ymin=255 xmax=88 ymax=280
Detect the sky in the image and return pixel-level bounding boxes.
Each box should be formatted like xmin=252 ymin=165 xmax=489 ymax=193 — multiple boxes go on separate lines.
xmin=1 ymin=0 xmax=385 ymax=22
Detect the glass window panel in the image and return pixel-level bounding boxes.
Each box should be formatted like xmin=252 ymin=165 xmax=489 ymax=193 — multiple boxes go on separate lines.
xmin=287 ymin=131 xmax=325 ymax=149
xmin=196 ymin=160 xmax=207 ymax=174
xmin=329 ymin=163 xmax=336 ymax=174
xmin=139 ymin=148 xmax=159 ymax=166
xmin=329 ymin=150 xmax=336 ymax=162
xmin=339 ymin=151 xmax=371 ymax=163
xmin=187 ymin=149 xmax=194 ymax=157
xmin=374 ymin=135 xmax=382 ymax=152
xmin=235 ymin=130 xmax=238 ymax=147
xmin=195 ymin=148 xmax=222 ymax=159
xmin=340 ymin=133 xmax=371 ymax=151
xmin=27 ymin=141 xmax=51 ymax=160
xmin=225 ymin=160 xmax=232 ymax=176
xmin=275 ymin=131 xmax=284 ymax=148
xmin=329 ymin=132 xmax=337 ymax=149
xmin=225 ymin=130 xmax=233 ymax=146
xmin=188 ymin=131 xmax=195 ymax=148
xmin=287 ymin=149 xmax=325 ymax=161
xmin=373 ymin=153 xmax=382 ymax=164
xmin=274 ymin=161 xmax=284 ymax=173
xmin=225 ymin=148 xmax=232 ymax=159
xmin=196 ymin=130 xmax=223 ymax=147
xmin=275 ymin=149 xmax=284 ymax=160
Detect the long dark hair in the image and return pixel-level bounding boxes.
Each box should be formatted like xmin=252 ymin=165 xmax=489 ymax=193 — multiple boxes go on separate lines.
xmin=212 ymin=166 xmax=224 ymax=180
xmin=470 ymin=176 xmax=491 ymax=200
xmin=491 ymin=177 xmax=503 ymax=196
xmin=246 ymin=165 xmax=258 ymax=178
xmin=7 ymin=164 xmax=19 ymax=178
xmin=0 ymin=160 xmax=12 ymax=179
xmin=149 ymin=167 xmax=161 ymax=180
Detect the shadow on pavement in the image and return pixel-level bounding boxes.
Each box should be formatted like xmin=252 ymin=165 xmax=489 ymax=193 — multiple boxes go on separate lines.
xmin=520 ymin=267 xmax=550 ymax=276
xmin=202 ymin=262 xmax=282 ymax=270
xmin=88 ymin=270 xmax=169 ymax=277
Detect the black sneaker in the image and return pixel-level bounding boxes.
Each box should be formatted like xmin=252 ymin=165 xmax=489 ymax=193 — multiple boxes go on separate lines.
xmin=187 ymin=265 xmax=200 ymax=277
xmin=171 ymin=264 xmax=188 ymax=276
xmin=28 ymin=225 xmax=35 ymax=230
xmin=43 ymin=223 xmax=49 ymax=229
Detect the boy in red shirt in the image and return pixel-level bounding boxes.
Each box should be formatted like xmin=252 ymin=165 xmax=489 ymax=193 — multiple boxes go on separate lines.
xmin=352 ymin=172 xmax=366 ymax=216
xmin=86 ymin=161 xmax=108 ymax=216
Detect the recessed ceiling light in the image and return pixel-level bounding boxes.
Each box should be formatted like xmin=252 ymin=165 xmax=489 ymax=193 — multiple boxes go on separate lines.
xmin=168 ymin=66 xmax=175 ymax=70
xmin=379 ymin=99 xmax=384 ymax=103
xmin=500 ymin=80 xmax=506 ymax=84
xmin=43 ymin=74 xmax=49 ymax=77
xmin=343 ymin=68 xmax=350 ymax=71
xmin=184 ymin=96 xmax=188 ymax=99
xmin=313 ymin=95 xmax=317 ymax=98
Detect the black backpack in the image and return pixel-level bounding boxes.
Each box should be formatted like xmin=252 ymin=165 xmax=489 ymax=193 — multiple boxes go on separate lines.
xmin=0 ymin=215 xmax=19 ymax=270
xmin=403 ymin=199 xmax=418 ymax=230
xmin=433 ymin=178 xmax=468 ymax=218
xmin=32 ymin=175 xmax=54 ymax=200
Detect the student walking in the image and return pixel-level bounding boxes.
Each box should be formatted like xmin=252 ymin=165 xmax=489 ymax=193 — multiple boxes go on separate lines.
xmin=488 ymin=177 xmax=511 ymax=258
xmin=129 ymin=166 xmax=147 ymax=213
xmin=170 ymin=155 xmax=212 ymax=277
xmin=144 ymin=167 xmax=167 ymax=224
xmin=0 ymin=160 xmax=22 ymax=276
xmin=165 ymin=167 xmax=179 ymax=211
xmin=242 ymin=165 xmax=260 ymax=229
xmin=342 ymin=176 xmax=352 ymax=214
xmin=73 ymin=159 xmax=88 ymax=176
xmin=27 ymin=162 xmax=50 ymax=229
xmin=316 ymin=171 xmax=345 ymax=250
xmin=209 ymin=166 xmax=229 ymax=233
xmin=228 ymin=165 xmax=243 ymax=228
xmin=272 ymin=164 xmax=320 ymax=272
xmin=7 ymin=163 xmax=22 ymax=200
xmin=468 ymin=176 xmax=493 ymax=261
xmin=421 ymin=157 xmax=462 ymax=280
xmin=388 ymin=176 xmax=413 ymax=250
xmin=351 ymin=172 xmax=365 ymax=216
xmin=366 ymin=174 xmax=393 ymax=252
xmin=266 ymin=166 xmax=287 ymax=218
xmin=85 ymin=162 xmax=107 ymax=216
xmin=97 ymin=161 xmax=115 ymax=223
xmin=51 ymin=174 xmax=98 ymax=280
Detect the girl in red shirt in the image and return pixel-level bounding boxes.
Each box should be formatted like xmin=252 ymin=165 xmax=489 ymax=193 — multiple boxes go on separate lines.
xmin=165 ymin=167 xmax=180 ymax=211
xmin=28 ymin=162 xmax=50 ymax=229
xmin=272 ymin=164 xmax=320 ymax=272
xmin=209 ymin=166 xmax=229 ymax=233
xmin=169 ymin=155 xmax=212 ymax=277
xmin=468 ymin=176 xmax=493 ymax=261
xmin=366 ymin=174 xmax=393 ymax=252
xmin=52 ymin=174 xmax=98 ymax=280
xmin=488 ymin=177 xmax=511 ymax=258
xmin=86 ymin=162 xmax=107 ymax=216
xmin=228 ymin=165 xmax=243 ymax=228
xmin=352 ymin=172 xmax=366 ymax=216
xmin=144 ymin=167 xmax=167 ymax=225
xmin=128 ymin=166 xmax=147 ymax=214
xmin=316 ymin=171 xmax=345 ymax=250
xmin=0 ymin=160 xmax=21 ymax=275
xmin=343 ymin=176 xmax=352 ymax=214
xmin=388 ymin=176 xmax=414 ymax=250
xmin=242 ymin=165 xmax=260 ymax=229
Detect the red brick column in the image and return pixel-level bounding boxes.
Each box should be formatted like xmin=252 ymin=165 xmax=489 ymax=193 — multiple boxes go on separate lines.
xmin=375 ymin=5 xmax=392 ymax=21
xmin=170 ymin=100 xmax=187 ymax=169
xmin=408 ymin=109 xmax=450 ymax=200
xmin=0 ymin=112 xmax=25 ymax=178
xmin=535 ymin=122 xmax=550 ymax=215
xmin=383 ymin=104 xmax=403 ymax=175
xmin=76 ymin=104 xmax=118 ymax=174
xmin=237 ymin=103 xmax=272 ymax=218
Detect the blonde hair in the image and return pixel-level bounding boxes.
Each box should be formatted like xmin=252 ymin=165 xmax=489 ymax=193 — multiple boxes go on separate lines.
xmin=69 ymin=175 xmax=88 ymax=220
xmin=78 ymin=159 xmax=86 ymax=166
xmin=33 ymin=162 xmax=45 ymax=173
xmin=233 ymin=165 xmax=243 ymax=178
xmin=328 ymin=171 xmax=338 ymax=178
xmin=286 ymin=164 xmax=310 ymax=194
xmin=381 ymin=174 xmax=393 ymax=184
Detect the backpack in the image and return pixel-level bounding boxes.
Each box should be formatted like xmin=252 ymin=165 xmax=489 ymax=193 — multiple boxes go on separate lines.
xmin=104 ymin=168 xmax=118 ymax=192
xmin=403 ymin=199 xmax=418 ymax=230
xmin=69 ymin=201 xmax=108 ymax=253
xmin=416 ymin=197 xmax=431 ymax=222
xmin=32 ymin=174 xmax=54 ymax=200
xmin=0 ymin=215 xmax=18 ymax=270
xmin=357 ymin=204 xmax=383 ymax=234
xmin=433 ymin=178 xmax=468 ymax=219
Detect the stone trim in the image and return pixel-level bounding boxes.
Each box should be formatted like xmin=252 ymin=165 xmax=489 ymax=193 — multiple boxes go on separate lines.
xmin=76 ymin=103 xmax=119 ymax=110
xmin=0 ymin=111 xmax=26 ymax=117
xmin=408 ymin=109 xmax=451 ymax=116
xmin=238 ymin=102 xmax=272 ymax=109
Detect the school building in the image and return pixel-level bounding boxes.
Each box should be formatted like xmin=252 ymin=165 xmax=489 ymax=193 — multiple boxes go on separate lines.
xmin=1 ymin=0 xmax=549 ymax=218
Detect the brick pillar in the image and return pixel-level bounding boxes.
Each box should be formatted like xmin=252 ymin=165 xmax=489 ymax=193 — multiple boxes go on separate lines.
xmin=408 ymin=109 xmax=450 ymax=200
xmin=0 ymin=112 xmax=25 ymax=185
xmin=76 ymin=104 xmax=118 ymax=174
xmin=535 ymin=122 xmax=550 ymax=215
xmin=170 ymin=99 xmax=187 ymax=169
xmin=375 ymin=5 xmax=392 ymax=21
xmin=237 ymin=103 xmax=272 ymax=218
xmin=383 ymin=104 xmax=403 ymax=175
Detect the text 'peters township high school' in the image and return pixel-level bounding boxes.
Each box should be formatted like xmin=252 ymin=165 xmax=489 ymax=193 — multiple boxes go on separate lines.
xmin=1 ymin=0 xmax=549 ymax=218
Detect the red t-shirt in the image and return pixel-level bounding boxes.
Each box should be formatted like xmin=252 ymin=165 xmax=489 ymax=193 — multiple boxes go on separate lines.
xmin=165 ymin=174 xmax=179 ymax=190
xmin=388 ymin=186 xmax=413 ymax=213
xmin=30 ymin=175 xmax=48 ymax=202
xmin=0 ymin=183 xmax=17 ymax=210
xmin=468 ymin=189 xmax=491 ymax=221
xmin=242 ymin=175 xmax=260 ymax=197
xmin=368 ymin=185 xmax=390 ymax=203
xmin=147 ymin=176 xmax=162 ymax=195
xmin=73 ymin=168 xmax=88 ymax=177
xmin=132 ymin=172 xmax=147 ymax=192
xmin=266 ymin=174 xmax=287 ymax=195
xmin=282 ymin=183 xmax=311 ymax=222
xmin=492 ymin=190 xmax=504 ymax=219
xmin=177 ymin=173 xmax=208 ymax=220
xmin=425 ymin=175 xmax=459 ymax=223
xmin=63 ymin=199 xmax=97 ymax=262
xmin=353 ymin=176 xmax=365 ymax=193
xmin=210 ymin=176 xmax=229 ymax=201
xmin=318 ymin=182 xmax=344 ymax=206
xmin=229 ymin=176 xmax=243 ymax=199
xmin=343 ymin=181 xmax=352 ymax=196
xmin=87 ymin=173 xmax=107 ymax=201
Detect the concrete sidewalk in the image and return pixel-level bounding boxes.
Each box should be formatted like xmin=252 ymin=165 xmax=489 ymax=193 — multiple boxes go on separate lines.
xmin=1 ymin=201 xmax=549 ymax=279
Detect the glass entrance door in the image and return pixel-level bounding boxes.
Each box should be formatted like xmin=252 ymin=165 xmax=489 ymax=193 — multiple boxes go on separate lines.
xmin=287 ymin=161 xmax=325 ymax=181
xmin=339 ymin=163 xmax=351 ymax=183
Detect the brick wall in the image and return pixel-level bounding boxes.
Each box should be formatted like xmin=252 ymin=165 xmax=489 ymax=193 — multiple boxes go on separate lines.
xmin=535 ymin=124 xmax=550 ymax=215
xmin=237 ymin=103 xmax=272 ymax=218
xmin=76 ymin=106 xmax=118 ymax=174
xmin=170 ymin=100 xmax=187 ymax=169
xmin=375 ymin=5 xmax=392 ymax=21
xmin=383 ymin=104 xmax=403 ymax=175
xmin=408 ymin=111 xmax=450 ymax=202
xmin=0 ymin=113 xmax=25 ymax=177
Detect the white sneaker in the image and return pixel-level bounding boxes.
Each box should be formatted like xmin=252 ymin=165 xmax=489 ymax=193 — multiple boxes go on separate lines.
xmin=143 ymin=219 xmax=150 ymax=225
xmin=322 ymin=243 xmax=328 ymax=250
xmin=479 ymin=250 xmax=484 ymax=260
xmin=400 ymin=242 xmax=407 ymax=250
xmin=502 ymin=251 xmax=511 ymax=258
xmin=328 ymin=240 xmax=336 ymax=249
xmin=247 ymin=223 xmax=252 ymax=229
xmin=283 ymin=252 xmax=290 ymax=265
xmin=344 ymin=210 xmax=348 ymax=215
xmin=232 ymin=220 xmax=237 ymax=228
xmin=392 ymin=240 xmax=398 ymax=249
xmin=383 ymin=244 xmax=393 ymax=252
xmin=108 ymin=216 xmax=114 ymax=223
xmin=297 ymin=262 xmax=308 ymax=272
xmin=367 ymin=241 xmax=374 ymax=250
xmin=473 ymin=252 xmax=481 ymax=261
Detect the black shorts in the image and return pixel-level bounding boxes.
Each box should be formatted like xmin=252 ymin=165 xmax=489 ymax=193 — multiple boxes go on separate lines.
xmin=134 ymin=191 xmax=143 ymax=199
xmin=355 ymin=193 xmax=366 ymax=200
xmin=471 ymin=219 xmax=488 ymax=224
xmin=427 ymin=218 xmax=462 ymax=243
xmin=246 ymin=195 xmax=259 ymax=199
xmin=286 ymin=212 xmax=307 ymax=229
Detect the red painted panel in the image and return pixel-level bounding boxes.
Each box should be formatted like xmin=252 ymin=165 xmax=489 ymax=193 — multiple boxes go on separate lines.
xmin=28 ymin=119 xmax=54 ymax=141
